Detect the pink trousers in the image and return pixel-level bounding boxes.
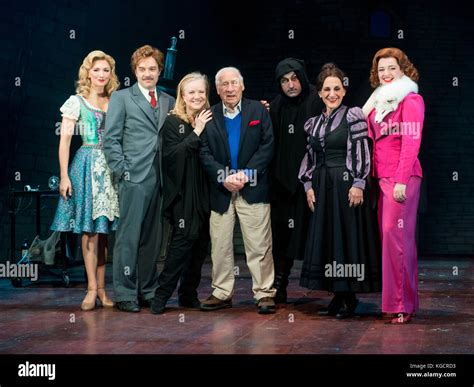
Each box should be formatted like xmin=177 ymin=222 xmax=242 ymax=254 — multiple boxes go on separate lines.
xmin=378 ymin=176 xmax=421 ymax=314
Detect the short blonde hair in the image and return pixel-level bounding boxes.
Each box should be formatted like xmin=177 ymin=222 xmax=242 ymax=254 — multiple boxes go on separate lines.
xmin=75 ymin=50 xmax=119 ymax=98
xmin=171 ymin=72 xmax=210 ymax=124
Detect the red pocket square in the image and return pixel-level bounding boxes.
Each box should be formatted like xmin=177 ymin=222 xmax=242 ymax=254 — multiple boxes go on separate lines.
xmin=249 ymin=120 xmax=260 ymax=127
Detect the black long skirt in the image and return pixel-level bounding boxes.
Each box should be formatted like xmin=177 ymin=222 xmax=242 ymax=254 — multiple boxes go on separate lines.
xmin=299 ymin=165 xmax=382 ymax=293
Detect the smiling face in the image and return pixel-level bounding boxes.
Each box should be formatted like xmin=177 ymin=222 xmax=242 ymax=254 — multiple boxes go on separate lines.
xmin=216 ymin=69 xmax=245 ymax=109
xmin=318 ymin=76 xmax=346 ymax=114
xmin=377 ymin=57 xmax=404 ymax=85
xmin=88 ymin=59 xmax=111 ymax=89
xmin=182 ymin=78 xmax=207 ymax=114
xmin=135 ymin=56 xmax=160 ymax=90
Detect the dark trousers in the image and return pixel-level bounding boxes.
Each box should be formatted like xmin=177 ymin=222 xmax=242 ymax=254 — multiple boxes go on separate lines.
xmin=113 ymin=165 xmax=161 ymax=302
xmin=273 ymin=254 xmax=295 ymax=291
xmin=154 ymin=214 xmax=209 ymax=305
xmin=271 ymin=183 xmax=308 ymax=291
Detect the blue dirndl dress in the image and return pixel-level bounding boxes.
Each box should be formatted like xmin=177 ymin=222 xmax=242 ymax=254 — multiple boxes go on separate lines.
xmin=51 ymin=95 xmax=119 ymax=234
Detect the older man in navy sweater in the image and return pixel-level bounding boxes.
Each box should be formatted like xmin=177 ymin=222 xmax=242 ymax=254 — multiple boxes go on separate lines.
xmin=199 ymin=67 xmax=276 ymax=314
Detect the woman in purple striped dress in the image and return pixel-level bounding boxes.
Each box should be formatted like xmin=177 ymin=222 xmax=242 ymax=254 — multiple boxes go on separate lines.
xmin=298 ymin=63 xmax=381 ymax=318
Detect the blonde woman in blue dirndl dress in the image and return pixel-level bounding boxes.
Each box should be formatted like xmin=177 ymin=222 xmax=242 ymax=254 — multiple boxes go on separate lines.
xmin=51 ymin=50 xmax=120 ymax=311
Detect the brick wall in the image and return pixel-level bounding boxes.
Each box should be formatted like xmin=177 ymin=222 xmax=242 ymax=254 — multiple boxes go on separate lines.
xmin=1 ymin=0 xmax=472 ymax=262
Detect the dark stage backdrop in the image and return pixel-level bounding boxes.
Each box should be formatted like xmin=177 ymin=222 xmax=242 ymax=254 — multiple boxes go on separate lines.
xmin=1 ymin=0 xmax=473 ymax=263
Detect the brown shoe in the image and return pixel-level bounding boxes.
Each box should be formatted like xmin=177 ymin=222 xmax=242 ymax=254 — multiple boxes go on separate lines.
xmin=257 ymin=297 xmax=276 ymax=314
xmin=200 ymin=294 xmax=232 ymax=311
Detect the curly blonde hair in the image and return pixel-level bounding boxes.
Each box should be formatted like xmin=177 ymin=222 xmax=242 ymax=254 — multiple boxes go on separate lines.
xmin=75 ymin=50 xmax=119 ymax=97
xmin=369 ymin=47 xmax=419 ymax=88
xmin=171 ymin=72 xmax=210 ymax=124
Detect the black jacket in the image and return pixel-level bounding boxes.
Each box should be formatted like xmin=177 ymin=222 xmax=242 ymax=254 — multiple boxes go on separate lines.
xmin=162 ymin=115 xmax=209 ymax=239
xmin=199 ymin=98 xmax=274 ymax=214
xmin=270 ymin=58 xmax=322 ymax=194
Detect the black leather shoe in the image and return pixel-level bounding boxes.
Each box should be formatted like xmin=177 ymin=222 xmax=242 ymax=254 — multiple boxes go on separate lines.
xmin=318 ymin=294 xmax=344 ymax=316
xmin=178 ymin=298 xmax=201 ymax=309
xmin=150 ymin=298 xmax=166 ymax=315
xmin=274 ymin=288 xmax=287 ymax=304
xmin=336 ymin=298 xmax=359 ymax=319
xmin=138 ymin=298 xmax=151 ymax=308
xmin=317 ymin=307 xmax=337 ymax=316
xmin=115 ymin=301 xmax=140 ymax=313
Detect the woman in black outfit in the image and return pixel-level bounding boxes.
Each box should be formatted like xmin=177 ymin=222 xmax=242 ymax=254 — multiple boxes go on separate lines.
xmin=298 ymin=63 xmax=381 ymax=318
xmin=151 ymin=72 xmax=213 ymax=314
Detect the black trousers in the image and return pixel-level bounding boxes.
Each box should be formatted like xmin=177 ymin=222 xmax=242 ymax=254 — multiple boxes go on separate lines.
xmin=271 ymin=182 xmax=309 ymax=290
xmin=154 ymin=209 xmax=209 ymax=304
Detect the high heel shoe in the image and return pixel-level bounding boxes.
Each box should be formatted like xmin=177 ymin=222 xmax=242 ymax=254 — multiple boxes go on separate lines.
xmin=97 ymin=288 xmax=114 ymax=308
xmin=81 ymin=288 xmax=97 ymax=311
xmin=388 ymin=313 xmax=412 ymax=324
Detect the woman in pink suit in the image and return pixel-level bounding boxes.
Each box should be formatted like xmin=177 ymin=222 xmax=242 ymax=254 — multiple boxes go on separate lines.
xmin=363 ymin=47 xmax=424 ymax=324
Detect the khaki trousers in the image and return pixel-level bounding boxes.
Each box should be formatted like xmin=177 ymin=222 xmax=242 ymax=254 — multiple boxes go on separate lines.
xmin=209 ymin=193 xmax=276 ymax=301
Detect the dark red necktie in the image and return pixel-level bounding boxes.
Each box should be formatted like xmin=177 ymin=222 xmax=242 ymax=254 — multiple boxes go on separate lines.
xmin=149 ymin=90 xmax=157 ymax=108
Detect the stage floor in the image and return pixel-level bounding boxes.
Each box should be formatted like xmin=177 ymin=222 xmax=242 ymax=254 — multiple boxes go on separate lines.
xmin=0 ymin=257 xmax=472 ymax=354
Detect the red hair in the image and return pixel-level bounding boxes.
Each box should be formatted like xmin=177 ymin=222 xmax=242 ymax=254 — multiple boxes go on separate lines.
xmin=369 ymin=47 xmax=419 ymax=88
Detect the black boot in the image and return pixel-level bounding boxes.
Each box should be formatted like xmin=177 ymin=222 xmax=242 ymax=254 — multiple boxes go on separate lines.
xmin=274 ymin=255 xmax=295 ymax=304
xmin=275 ymin=287 xmax=287 ymax=304
xmin=336 ymin=292 xmax=359 ymax=319
xmin=318 ymin=293 xmax=344 ymax=316
xmin=273 ymin=271 xmax=288 ymax=304
xmin=273 ymin=254 xmax=288 ymax=304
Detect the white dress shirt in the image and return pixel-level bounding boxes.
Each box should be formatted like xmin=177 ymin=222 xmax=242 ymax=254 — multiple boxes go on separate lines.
xmin=137 ymin=82 xmax=157 ymax=104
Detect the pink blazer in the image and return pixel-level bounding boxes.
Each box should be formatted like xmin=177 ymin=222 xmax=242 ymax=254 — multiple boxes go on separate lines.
xmin=367 ymin=93 xmax=424 ymax=184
